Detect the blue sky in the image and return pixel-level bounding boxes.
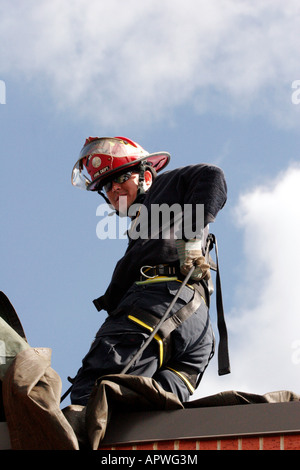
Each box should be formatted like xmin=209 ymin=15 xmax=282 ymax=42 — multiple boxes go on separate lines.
xmin=1 ymin=1 xmax=300 ymax=405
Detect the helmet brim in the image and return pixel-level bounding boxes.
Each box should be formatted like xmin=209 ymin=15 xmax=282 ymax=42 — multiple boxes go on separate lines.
xmin=86 ymin=152 xmax=170 ymax=191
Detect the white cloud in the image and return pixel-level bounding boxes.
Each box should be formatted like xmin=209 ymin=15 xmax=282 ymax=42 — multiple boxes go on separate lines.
xmin=1 ymin=1 xmax=300 ymax=126
xmin=196 ymin=164 xmax=300 ymax=399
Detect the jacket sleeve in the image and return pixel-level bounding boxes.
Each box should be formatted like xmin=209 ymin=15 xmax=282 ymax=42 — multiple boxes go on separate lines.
xmin=171 ymin=164 xmax=227 ymax=226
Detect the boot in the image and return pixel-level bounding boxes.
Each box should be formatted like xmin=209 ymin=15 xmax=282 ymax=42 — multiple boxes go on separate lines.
xmin=0 ymin=318 xmax=30 ymax=380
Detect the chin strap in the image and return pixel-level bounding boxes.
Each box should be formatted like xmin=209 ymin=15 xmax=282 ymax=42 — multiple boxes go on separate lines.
xmin=136 ymin=161 xmax=147 ymax=196
xmin=97 ymin=190 xmax=110 ymax=204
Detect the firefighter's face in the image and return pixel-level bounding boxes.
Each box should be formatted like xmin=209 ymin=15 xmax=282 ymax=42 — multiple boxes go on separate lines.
xmin=106 ymin=170 xmax=152 ymax=213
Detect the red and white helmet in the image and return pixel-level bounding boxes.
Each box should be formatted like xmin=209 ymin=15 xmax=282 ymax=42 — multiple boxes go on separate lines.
xmin=72 ymin=136 xmax=170 ymax=191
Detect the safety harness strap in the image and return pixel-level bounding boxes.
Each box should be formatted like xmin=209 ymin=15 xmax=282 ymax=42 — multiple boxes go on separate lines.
xmin=158 ymin=284 xmax=203 ymax=338
xmin=205 ymin=233 xmax=231 ymax=376
xmin=127 ymin=284 xmax=203 ymax=366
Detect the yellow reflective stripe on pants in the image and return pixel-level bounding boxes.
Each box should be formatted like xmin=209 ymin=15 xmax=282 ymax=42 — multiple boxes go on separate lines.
xmin=127 ymin=315 xmax=164 ymax=368
xmin=165 ymin=366 xmax=195 ymax=394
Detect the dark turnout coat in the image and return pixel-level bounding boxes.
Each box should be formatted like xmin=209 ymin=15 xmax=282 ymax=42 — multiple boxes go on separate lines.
xmin=71 ymin=163 xmax=227 ymax=405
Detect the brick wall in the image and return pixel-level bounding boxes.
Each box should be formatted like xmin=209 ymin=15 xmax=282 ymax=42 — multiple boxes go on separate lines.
xmin=100 ymin=434 xmax=300 ymax=450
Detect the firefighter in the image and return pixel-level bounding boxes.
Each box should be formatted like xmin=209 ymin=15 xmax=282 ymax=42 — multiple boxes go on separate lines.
xmin=70 ymin=136 xmax=227 ymax=405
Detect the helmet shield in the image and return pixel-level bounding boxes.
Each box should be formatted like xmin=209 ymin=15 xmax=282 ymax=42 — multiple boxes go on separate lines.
xmin=71 ymin=136 xmax=170 ymax=191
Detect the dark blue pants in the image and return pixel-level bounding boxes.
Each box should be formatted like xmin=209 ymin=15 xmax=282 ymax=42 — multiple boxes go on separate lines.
xmin=70 ymin=281 xmax=214 ymax=405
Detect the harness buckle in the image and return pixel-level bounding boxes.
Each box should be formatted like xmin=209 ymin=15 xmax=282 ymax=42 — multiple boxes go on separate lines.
xmin=140 ymin=265 xmax=158 ymax=279
xmin=140 ymin=264 xmax=176 ymax=279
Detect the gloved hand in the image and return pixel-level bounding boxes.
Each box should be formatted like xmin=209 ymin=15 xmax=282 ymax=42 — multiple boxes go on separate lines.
xmin=175 ymin=239 xmax=211 ymax=281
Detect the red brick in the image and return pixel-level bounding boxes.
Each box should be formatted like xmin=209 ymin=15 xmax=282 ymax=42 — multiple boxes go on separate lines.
xmin=134 ymin=442 xmax=155 ymax=450
xmin=262 ymin=436 xmax=281 ymax=450
xmin=199 ymin=439 xmax=218 ymax=450
xmin=240 ymin=437 xmax=260 ymax=450
xmin=156 ymin=440 xmax=176 ymax=450
xmin=99 ymin=433 xmax=300 ymax=451
xmin=283 ymin=435 xmax=300 ymax=450
xmin=178 ymin=439 xmax=197 ymax=450
xmin=114 ymin=444 xmax=135 ymax=450
xmin=220 ymin=438 xmax=239 ymax=450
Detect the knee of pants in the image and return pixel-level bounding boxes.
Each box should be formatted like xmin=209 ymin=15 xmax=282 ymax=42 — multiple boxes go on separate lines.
xmin=70 ymin=333 xmax=159 ymax=405
xmin=70 ymin=371 xmax=97 ymax=406
xmin=153 ymin=368 xmax=191 ymax=403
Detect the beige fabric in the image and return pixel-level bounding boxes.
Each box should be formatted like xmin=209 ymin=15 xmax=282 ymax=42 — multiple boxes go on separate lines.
xmin=186 ymin=389 xmax=300 ymax=408
xmin=63 ymin=374 xmax=184 ymax=449
xmin=85 ymin=374 xmax=183 ymax=449
xmin=2 ymin=348 xmax=79 ymax=450
xmin=2 ymin=348 xmax=183 ymax=450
